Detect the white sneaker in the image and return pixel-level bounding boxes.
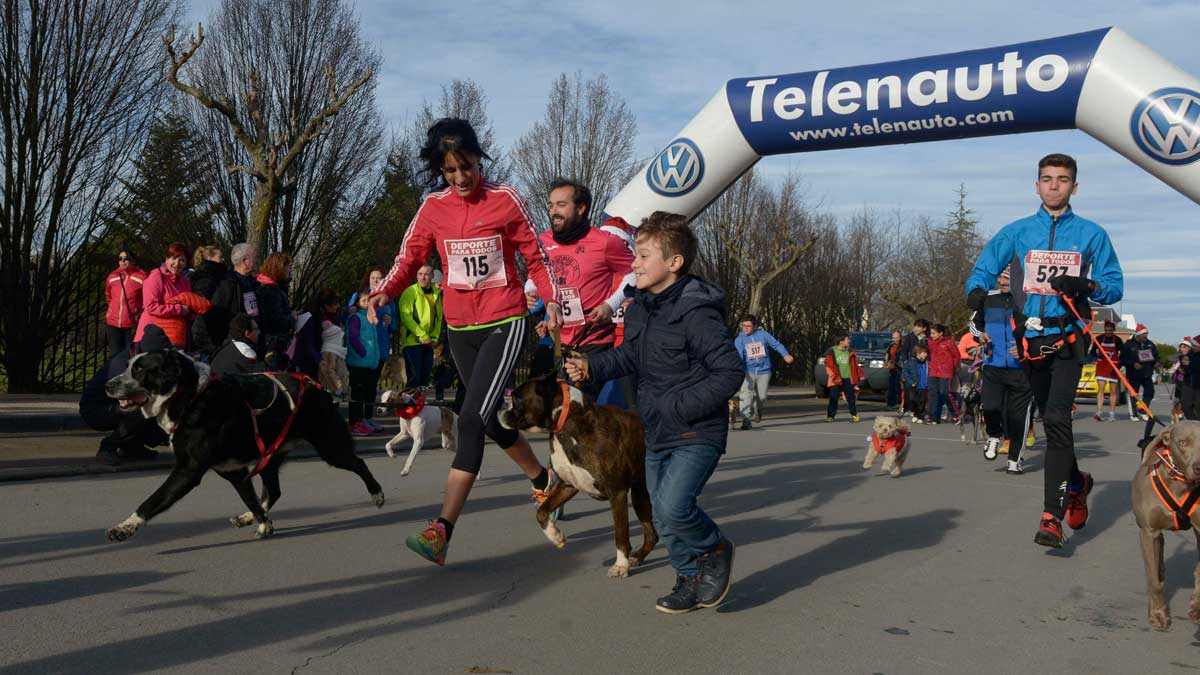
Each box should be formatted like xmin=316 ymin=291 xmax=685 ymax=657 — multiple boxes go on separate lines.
xmin=1105 ymin=412 xmax=1116 ymax=422
xmin=984 ymin=436 xmax=1001 ymax=461
xmin=911 ymin=415 xmax=919 ymax=424
xmin=1129 ymin=413 xmax=1138 ymax=422
xmin=1006 ymin=458 xmax=1024 ymax=475
xmin=1139 ymin=413 xmax=1151 ymax=422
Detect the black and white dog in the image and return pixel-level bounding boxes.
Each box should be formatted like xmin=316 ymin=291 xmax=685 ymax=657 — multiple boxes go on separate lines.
xmin=104 ymin=350 xmax=384 ymax=542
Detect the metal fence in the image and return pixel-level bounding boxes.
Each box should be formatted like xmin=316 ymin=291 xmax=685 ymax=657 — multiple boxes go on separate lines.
xmin=37 ymin=248 xmax=110 ymax=392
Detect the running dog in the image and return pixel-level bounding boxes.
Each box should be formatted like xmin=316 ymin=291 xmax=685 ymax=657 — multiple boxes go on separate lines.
xmin=104 ymin=350 xmax=384 ymax=542
xmin=380 ymin=388 xmax=457 ymax=476
xmin=863 ymin=415 xmax=912 ymax=477
xmin=499 ymin=375 xmax=657 ymax=578
xmin=1132 ymin=421 xmax=1200 ymax=630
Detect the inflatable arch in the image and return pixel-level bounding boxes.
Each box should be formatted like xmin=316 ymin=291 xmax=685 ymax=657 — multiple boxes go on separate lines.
xmin=602 ymin=27 xmax=1200 ymax=226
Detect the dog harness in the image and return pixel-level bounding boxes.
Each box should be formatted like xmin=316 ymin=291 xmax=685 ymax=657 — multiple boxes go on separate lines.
xmin=550 ymin=380 xmax=573 ymax=433
xmin=395 ymin=392 xmax=426 ymax=420
xmin=870 ymin=430 xmax=910 ymax=454
xmin=246 ymin=372 xmax=316 ymax=478
xmin=1149 ymin=446 xmax=1200 ymax=531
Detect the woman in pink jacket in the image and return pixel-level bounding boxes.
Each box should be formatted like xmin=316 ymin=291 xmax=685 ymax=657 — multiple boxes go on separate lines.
xmin=105 ymin=250 xmax=146 ymax=358
xmin=135 ymin=242 xmax=193 ymax=348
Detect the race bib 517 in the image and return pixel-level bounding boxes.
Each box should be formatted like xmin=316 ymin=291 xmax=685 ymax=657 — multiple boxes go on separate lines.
xmin=746 ymin=341 xmax=767 ymax=360
xmin=1022 ymin=250 xmax=1082 ymax=295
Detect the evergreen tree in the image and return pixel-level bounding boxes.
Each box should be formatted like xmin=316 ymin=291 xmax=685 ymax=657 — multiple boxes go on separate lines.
xmin=108 ymin=112 xmax=218 ymax=260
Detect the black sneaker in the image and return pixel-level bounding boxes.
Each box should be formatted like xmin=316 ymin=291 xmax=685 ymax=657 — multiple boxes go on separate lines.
xmin=96 ymin=448 xmax=121 ymax=466
xmin=656 ymin=574 xmax=703 ymax=614
xmin=696 ymin=538 xmax=735 ymax=608
xmin=740 ymin=420 xmax=752 ymax=431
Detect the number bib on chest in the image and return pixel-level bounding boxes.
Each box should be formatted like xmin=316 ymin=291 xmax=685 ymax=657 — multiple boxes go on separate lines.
xmin=1022 ymin=250 xmax=1082 ymax=295
xmin=560 ymin=287 xmax=585 ymax=326
xmin=242 ymin=291 xmax=260 ymax=317
xmin=446 ymin=236 xmax=507 ymax=290
xmin=613 ymin=300 xmax=629 ymax=325
xmin=746 ymin=341 xmax=767 ymax=360
xmin=1139 ymin=349 xmax=1155 ymax=363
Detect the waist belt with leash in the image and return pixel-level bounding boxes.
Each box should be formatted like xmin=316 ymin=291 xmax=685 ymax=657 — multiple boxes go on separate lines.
xmin=1014 ymin=313 xmax=1079 ymax=363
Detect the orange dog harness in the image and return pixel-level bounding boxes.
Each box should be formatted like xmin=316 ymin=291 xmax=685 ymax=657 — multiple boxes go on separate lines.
xmin=1149 ymin=447 xmax=1200 ymax=531
xmin=871 ymin=430 xmax=910 ymax=454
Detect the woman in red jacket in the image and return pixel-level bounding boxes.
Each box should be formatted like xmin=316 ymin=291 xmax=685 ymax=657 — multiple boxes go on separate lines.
xmin=366 ymin=118 xmax=562 ymax=566
xmin=104 ymin=250 xmax=146 ymax=358
xmin=134 ymin=242 xmax=193 ymax=348
xmin=927 ymin=323 xmax=960 ymax=423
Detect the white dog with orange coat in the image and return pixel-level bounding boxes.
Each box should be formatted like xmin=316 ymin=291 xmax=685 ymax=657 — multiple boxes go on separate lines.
xmin=863 ymin=415 xmax=912 ymax=477
xmin=380 ymin=388 xmax=457 ymax=476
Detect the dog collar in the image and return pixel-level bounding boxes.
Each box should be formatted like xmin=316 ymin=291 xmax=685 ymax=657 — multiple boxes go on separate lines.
xmin=551 ymin=380 xmax=572 ymax=433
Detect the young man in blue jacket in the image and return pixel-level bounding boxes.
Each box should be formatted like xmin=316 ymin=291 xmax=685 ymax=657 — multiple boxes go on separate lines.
xmin=968 ymin=268 xmax=1033 ymax=474
xmin=566 ymin=211 xmax=743 ymax=614
xmin=734 ymin=314 xmax=794 ymax=429
xmin=966 ymin=153 xmax=1123 ymax=549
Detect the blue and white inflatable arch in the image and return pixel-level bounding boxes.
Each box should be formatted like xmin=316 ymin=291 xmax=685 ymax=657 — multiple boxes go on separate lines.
xmin=604 ymin=28 xmax=1200 ymax=225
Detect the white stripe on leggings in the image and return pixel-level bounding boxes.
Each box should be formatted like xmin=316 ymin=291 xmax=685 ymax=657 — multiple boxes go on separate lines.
xmin=480 ymin=316 xmax=526 ymax=417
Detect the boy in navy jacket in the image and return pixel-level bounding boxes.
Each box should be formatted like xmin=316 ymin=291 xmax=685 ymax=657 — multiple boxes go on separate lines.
xmin=566 ymin=212 xmax=743 ymax=615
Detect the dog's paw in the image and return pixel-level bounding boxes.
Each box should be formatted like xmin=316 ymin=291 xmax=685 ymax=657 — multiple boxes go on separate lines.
xmin=106 ymin=514 xmax=144 ymax=542
xmin=230 ymin=512 xmax=255 ymax=528
xmin=890 ymin=467 xmax=903 ymax=477
xmin=372 ymin=492 xmax=385 ymax=508
xmin=1150 ymin=606 xmax=1171 ymax=630
xmin=384 ymin=443 xmax=397 ymax=458
xmin=542 ymin=522 xmax=567 ymax=549
xmin=862 ymin=460 xmax=873 ymax=469
xmin=400 ymin=467 xmax=410 ymax=477
xmin=607 ymin=563 xmax=630 ymax=578
xmin=1188 ymin=602 xmax=1200 ymax=624
xmin=255 ymin=521 xmax=275 ymax=539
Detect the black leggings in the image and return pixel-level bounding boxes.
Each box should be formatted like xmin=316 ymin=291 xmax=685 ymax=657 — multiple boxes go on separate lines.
xmin=447 ymin=316 xmax=527 ymax=474
xmin=348 ymin=365 xmax=380 ymax=423
xmin=1024 ymin=336 xmax=1085 ymax=519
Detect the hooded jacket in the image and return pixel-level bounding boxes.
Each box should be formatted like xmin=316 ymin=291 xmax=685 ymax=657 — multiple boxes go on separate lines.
xmin=969 ymin=290 xmax=1021 ymax=369
xmin=966 ymin=206 xmax=1123 ymax=338
xmin=588 ymin=275 xmax=744 ymax=453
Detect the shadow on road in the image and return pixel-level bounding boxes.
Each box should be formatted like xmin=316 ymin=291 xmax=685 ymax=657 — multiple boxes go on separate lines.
xmin=0 ymin=570 xmax=187 ymax=613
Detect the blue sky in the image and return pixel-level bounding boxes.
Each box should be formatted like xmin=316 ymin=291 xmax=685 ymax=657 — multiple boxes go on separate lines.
xmin=190 ymin=0 xmax=1200 ymax=342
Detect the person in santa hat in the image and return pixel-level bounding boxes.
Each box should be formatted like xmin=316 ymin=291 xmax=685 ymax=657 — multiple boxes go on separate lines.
xmin=1119 ymin=324 xmax=1158 ymax=421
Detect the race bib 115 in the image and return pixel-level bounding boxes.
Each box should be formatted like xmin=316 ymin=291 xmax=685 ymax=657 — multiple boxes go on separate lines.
xmin=446 ymin=236 xmax=507 ymax=290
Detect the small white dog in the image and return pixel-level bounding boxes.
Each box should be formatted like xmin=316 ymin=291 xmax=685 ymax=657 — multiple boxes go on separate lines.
xmin=863 ymin=415 xmax=912 ymax=477
xmin=380 ymin=389 xmax=457 ymax=476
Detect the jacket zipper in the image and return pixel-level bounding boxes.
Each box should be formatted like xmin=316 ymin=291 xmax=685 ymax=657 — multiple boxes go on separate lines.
xmin=1037 ymin=215 xmax=1059 ymax=322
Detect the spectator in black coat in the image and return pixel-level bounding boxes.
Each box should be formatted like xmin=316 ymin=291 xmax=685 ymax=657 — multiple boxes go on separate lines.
xmin=255 ymin=252 xmax=294 ymax=371
xmin=80 ymin=324 xmax=172 ymax=465
xmin=198 ymin=242 xmax=259 ymax=358
xmin=189 ymin=245 xmax=227 ymax=299
xmin=211 ymin=313 xmax=266 ymax=376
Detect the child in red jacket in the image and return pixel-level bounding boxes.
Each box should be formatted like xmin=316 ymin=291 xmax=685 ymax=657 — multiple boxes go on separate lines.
xmin=927 ymin=323 xmax=960 ymax=423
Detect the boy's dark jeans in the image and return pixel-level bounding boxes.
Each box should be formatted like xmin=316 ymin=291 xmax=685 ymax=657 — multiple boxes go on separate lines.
xmin=906 ymin=384 xmax=928 ymax=417
xmin=645 ymin=443 xmax=723 ymax=575
xmin=826 ymin=382 xmax=858 ymax=418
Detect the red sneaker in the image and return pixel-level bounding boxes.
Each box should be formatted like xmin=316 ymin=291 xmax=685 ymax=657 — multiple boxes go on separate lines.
xmin=1065 ymin=472 xmax=1094 ymax=530
xmin=1034 ymin=512 xmax=1067 ymax=548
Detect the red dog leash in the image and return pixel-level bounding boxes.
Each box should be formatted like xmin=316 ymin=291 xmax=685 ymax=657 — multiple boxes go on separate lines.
xmin=246 ymin=373 xmax=316 ymax=477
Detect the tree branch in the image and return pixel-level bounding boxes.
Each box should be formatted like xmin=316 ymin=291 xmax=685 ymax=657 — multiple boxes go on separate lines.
xmin=276 ymin=65 xmax=373 ymax=176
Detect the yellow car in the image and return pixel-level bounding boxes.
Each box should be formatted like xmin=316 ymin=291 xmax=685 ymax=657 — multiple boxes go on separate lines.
xmin=1075 ymin=362 xmax=1127 ymax=404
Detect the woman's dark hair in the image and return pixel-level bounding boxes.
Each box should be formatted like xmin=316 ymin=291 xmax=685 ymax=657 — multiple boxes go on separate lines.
xmin=914 ymin=318 xmax=930 ymax=330
xmin=932 ymin=323 xmax=949 ymax=335
xmin=419 ymin=118 xmax=491 ymax=189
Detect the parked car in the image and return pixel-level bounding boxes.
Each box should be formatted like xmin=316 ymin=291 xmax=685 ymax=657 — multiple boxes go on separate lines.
xmin=1075 ymin=362 xmax=1128 ymax=404
xmin=814 ymin=331 xmax=893 ymax=398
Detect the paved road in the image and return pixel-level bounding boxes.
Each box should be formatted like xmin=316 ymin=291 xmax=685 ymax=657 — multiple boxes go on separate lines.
xmin=2 ymin=401 xmax=1198 ymax=675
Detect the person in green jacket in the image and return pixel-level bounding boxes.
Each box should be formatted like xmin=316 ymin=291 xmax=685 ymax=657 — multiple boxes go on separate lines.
xmin=399 ymin=264 xmax=444 ymax=389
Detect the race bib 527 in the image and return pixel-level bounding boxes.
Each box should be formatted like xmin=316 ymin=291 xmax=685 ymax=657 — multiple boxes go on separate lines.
xmin=1022 ymin=250 xmax=1082 ymax=295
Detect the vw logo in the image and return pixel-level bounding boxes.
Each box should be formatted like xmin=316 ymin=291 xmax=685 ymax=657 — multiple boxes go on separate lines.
xmin=1130 ymin=87 xmax=1200 ymax=166
xmin=646 ymin=137 xmax=704 ymax=196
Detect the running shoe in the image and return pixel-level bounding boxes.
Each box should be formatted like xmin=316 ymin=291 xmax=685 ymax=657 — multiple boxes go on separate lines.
xmin=983 ymin=436 xmax=1001 ymax=461
xmin=1139 ymin=413 xmax=1151 ymax=423
xmin=1025 ymin=428 xmax=1036 ymax=448
xmin=910 ymin=415 xmax=920 ymax=425
xmin=349 ymin=421 xmax=372 ymax=436
xmin=1092 ymin=413 xmax=1104 ymax=422
xmin=825 ymin=416 xmax=834 ymax=423
xmin=1034 ymin=512 xmax=1067 ymax=548
xmin=1065 ymin=472 xmax=1094 ymax=530
xmin=365 ymin=418 xmax=383 ymax=433
xmin=1006 ymin=458 xmax=1024 ymax=475
xmin=851 ymin=415 xmax=860 ymax=423
xmin=532 ymin=469 xmax=562 ymax=522
xmin=406 ymin=520 xmax=449 ymax=565
xmin=1105 ymin=412 xmax=1116 ymax=422
xmin=999 ymin=440 xmax=1010 ymax=455
xmin=1129 ymin=413 xmax=1139 ymax=422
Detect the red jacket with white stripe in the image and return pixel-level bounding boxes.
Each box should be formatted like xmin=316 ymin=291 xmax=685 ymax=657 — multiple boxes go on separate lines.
xmin=375 ymin=181 xmax=558 ymax=329
xmin=105 ymin=266 xmax=146 ymax=329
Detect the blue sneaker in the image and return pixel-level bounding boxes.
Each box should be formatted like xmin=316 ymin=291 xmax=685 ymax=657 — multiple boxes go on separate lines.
xmin=531 ymin=468 xmax=563 ymax=522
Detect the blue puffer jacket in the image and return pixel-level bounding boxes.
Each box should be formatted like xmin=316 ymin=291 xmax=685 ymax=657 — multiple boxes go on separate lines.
xmin=969 ymin=290 xmax=1021 ymax=369
xmin=588 ymin=275 xmax=744 ymax=454
xmin=966 ymin=207 xmax=1123 ymax=338
xmin=902 ymin=358 xmax=928 ymax=389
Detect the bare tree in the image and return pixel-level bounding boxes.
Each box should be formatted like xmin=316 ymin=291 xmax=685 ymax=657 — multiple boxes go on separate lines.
xmin=1 ymin=0 xmax=178 ymax=392
xmin=512 ymin=72 xmax=638 ymax=230
xmin=164 ymin=0 xmax=379 ymax=262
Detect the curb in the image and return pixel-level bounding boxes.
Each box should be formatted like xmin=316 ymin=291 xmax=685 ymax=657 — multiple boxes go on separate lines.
xmin=0 ymin=415 xmax=89 ymax=434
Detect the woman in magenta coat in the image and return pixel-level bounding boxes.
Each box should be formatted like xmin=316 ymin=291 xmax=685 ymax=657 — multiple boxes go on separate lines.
xmin=134 ymin=242 xmax=193 ymax=348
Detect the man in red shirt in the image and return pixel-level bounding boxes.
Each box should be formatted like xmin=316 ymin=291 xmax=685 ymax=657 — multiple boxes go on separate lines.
xmin=531 ymin=179 xmax=635 ymax=400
